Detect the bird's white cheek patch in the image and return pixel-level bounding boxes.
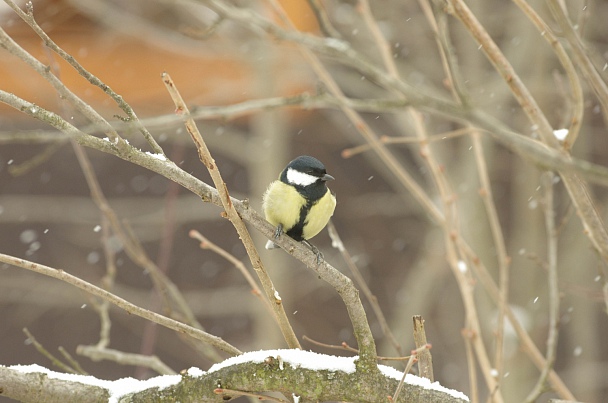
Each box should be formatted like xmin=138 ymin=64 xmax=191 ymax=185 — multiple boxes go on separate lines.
xmin=286 ymin=168 xmax=318 ymax=186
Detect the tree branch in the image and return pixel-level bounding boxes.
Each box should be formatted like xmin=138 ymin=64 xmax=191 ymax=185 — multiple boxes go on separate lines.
xmin=0 ymin=254 xmax=241 ymax=356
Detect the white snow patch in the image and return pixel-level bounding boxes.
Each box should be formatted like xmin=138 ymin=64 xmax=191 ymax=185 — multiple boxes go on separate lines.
xmin=207 ymin=349 xmax=356 ymax=374
xmin=186 ymin=367 xmax=205 ymax=377
xmin=145 ymin=151 xmax=167 ymax=161
xmin=378 ymin=364 xmax=469 ymax=401
xmin=9 ymin=364 xmax=180 ymax=403
xmin=553 ymin=128 xmax=569 ymax=141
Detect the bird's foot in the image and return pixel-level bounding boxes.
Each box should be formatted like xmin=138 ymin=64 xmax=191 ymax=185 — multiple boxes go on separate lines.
xmin=266 ymin=224 xmax=284 ymax=250
xmin=274 ymin=224 xmax=284 ymax=239
xmin=303 ymin=240 xmax=324 ymax=265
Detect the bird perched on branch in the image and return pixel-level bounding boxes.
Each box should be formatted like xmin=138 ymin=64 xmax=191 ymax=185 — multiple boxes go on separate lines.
xmin=263 ymin=155 xmax=336 ymax=258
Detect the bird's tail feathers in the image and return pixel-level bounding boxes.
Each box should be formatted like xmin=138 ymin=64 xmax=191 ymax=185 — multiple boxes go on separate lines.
xmin=265 ymin=240 xmax=281 ymax=250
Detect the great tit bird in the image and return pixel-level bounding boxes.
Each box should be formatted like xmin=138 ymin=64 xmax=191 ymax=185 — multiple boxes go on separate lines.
xmin=263 ymin=155 xmax=336 ymax=252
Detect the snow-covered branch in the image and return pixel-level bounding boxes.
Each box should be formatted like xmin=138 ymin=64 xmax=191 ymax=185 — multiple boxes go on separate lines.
xmin=0 ymin=350 xmax=468 ymax=403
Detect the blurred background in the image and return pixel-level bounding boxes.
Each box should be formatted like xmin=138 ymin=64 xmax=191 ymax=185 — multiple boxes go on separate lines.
xmin=1 ymin=0 xmax=607 ymax=401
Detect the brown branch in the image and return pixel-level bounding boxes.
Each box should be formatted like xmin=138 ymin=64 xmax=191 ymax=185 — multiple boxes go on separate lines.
xmin=525 ymin=172 xmax=561 ymax=402
xmin=546 ymin=0 xmax=608 ymax=127
xmin=161 ymin=72 xmax=301 ymax=350
xmin=76 ymin=346 xmax=176 ymax=375
xmin=412 ymin=316 xmax=433 ymax=382
xmin=0 ymin=253 xmax=242 ymax=356
xmin=327 ymin=221 xmax=403 ymax=356
xmin=3 ymin=0 xmax=164 ymax=154
xmin=189 ymin=229 xmax=274 ymax=315
xmin=511 ymin=0 xmax=584 ymax=149
xmin=0 ymin=26 xmax=122 ymax=147
xmin=392 ymin=344 xmax=432 ymax=403
xmin=22 ymin=328 xmax=80 ymax=375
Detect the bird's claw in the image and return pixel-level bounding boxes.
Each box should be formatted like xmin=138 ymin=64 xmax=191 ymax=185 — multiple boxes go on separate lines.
xmin=273 ymin=224 xmax=284 ymax=239
xmin=303 ymin=240 xmax=324 ymax=265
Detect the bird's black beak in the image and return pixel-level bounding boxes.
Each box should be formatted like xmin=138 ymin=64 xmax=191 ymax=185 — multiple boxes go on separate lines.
xmin=322 ymin=173 xmax=335 ymax=182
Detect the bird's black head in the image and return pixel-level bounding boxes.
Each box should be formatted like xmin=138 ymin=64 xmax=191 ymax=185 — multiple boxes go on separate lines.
xmin=280 ymin=156 xmax=334 ymax=197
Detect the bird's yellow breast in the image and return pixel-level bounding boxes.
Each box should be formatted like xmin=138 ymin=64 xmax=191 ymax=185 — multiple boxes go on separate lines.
xmin=302 ymin=190 xmax=336 ymax=240
xmin=263 ymin=181 xmax=307 ymax=232
xmin=263 ymin=180 xmax=336 ymax=241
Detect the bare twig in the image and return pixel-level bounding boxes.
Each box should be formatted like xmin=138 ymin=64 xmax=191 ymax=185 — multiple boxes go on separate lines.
xmin=546 ymin=0 xmax=608 ymax=126
xmin=57 ymin=347 xmax=88 ymax=376
xmin=306 ymin=0 xmax=341 ymax=38
xmin=92 ymin=216 xmax=116 ymax=349
xmin=446 ymin=0 xmax=608 ymax=281
xmin=458 ymin=239 xmax=575 ymax=400
xmin=1 ymin=254 xmax=242 ymax=356
xmin=511 ymin=0 xmax=584 ymax=149
xmin=412 ymin=316 xmax=433 ymax=382
xmin=161 ymin=72 xmax=301 ymax=350
xmin=392 ymin=344 xmax=431 ymax=403
xmin=525 ymin=172 xmax=561 ymax=402
xmin=0 ymin=25 xmax=123 ymax=147
xmin=7 ymin=141 xmax=64 ymax=176
xmin=462 ymin=329 xmax=479 ymax=403
xmin=189 ymin=229 xmax=274 ymax=315
xmin=76 ymin=346 xmax=176 ymax=375
xmin=3 ymin=0 xmax=164 ymax=154
xmin=327 ymin=221 xmax=403 ymax=356
xmin=446 ymin=0 xmax=556 ymax=146
xmin=22 ymin=328 xmax=79 ymax=375
xmin=422 ymin=3 xmax=512 ymax=384
xmin=302 ymin=336 xmax=412 ymax=361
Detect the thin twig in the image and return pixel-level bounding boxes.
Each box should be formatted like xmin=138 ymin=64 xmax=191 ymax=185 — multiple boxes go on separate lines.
xmin=392 ymin=344 xmax=431 ymax=403
xmin=22 ymin=328 xmax=79 ymax=375
xmin=3 ymin=0 xmax=164 ymax=155
xmin=76 ymin=346 xmax=176 ymax=375
xmin=7 ymin=141 xmax=64 ymax=176
xmin=302 ymin=336 xmax=412 ymax=361
xmin=57 ymin=347 xmax=88 ymax=376
xmin=342 ymin=127 xmax=473 ymax=158
xmin=412 ymin=316 xmax=433 ymax=382
xmin=426 ymin=2 xmax=512 ymax=381
xmin=446 ymin=0 xmax=608 ymax=279
xmin=306 ymin=0 xmax=341 ymax=38
xmin=429 ymin=0 xmax=512 ymax=381
xmin=458 ymin=239 xmax=575 ymax=400
xmin=1 ymin=254 xmax=242 ymax=355
xmin=0 ymin=25 xmax=123 ymax=147
xmin=525 ymin=172 xmax=561 ymax=402
xmin=511 ymin=0 xmax=584 ymax=149
xmin=446 ymin=0 xmax=557 ymax=147
xmin=472 ymin=131 xmax=510 ymax=383
xmin=327 ymin=221 xmax=403 ymax=356
xmin=161 ymin=72 xmax=301 ymax=350
xmin=462 ymin=329 xmax=479 ymax=403
xmin=93 ymin=216 xmax=115 ymax=349
xmin=546 ymin=0 xmax=608 ymax=127
xmin=189 ymin=229 xmax=274 ymax=315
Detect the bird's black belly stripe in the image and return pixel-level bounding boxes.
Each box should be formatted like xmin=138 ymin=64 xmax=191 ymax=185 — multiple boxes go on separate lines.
xmin=286 ymin=199 xmax=315 ymax=241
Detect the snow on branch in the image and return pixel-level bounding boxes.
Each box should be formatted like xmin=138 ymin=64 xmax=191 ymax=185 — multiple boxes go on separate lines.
xmin=1 ymin=350 xmax=468 ymax=403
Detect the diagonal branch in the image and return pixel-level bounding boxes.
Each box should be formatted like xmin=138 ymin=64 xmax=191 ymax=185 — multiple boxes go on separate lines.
xmin=161 ymin=72 xmax=301 ymax=350
xmin=0 ymin=253 xmax=242 ymax=356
